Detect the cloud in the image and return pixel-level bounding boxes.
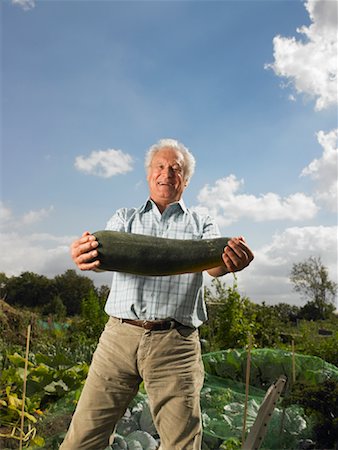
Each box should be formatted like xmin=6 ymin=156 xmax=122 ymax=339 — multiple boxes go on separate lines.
xmin=265 ymin=0 xmax=337 ymax=111
xmin=22 ymin=206 xmax=55 ymax=225
xmin=74 ymin=149 xmax=134 ymax=178
xmin=0 ymin=202 xmax=54 ymax=230
xmin=301 ymin=128 xmax=338 ymax=212
xmin=11 ymin=0 xmax=35 ymax=11
xmin=0 ymin=204 xmax=112 ymax=285
xmin=233 ymin=225 xmax=338 ymax=306
xmin=0 ymin=229 xmax=114 ymax=288
xmin=0 ymin=203 xmax=12 ymax=223
xmin=193 ymin=175 xmax=318 ymax=226
xmin=0 ymin=231 xmax=71 ymax=277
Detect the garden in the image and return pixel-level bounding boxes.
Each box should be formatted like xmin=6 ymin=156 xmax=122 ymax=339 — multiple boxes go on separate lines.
xmin=0 ymin=264 xmax=337 ymax=449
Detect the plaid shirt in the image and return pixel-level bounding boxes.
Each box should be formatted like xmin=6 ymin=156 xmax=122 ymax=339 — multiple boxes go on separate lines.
xmin=104 ymin=198 xmax=221 ymax=328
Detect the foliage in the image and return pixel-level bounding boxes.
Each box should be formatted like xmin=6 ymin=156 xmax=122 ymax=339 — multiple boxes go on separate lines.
xmin=1 ymin=265 xmax=337 ymax=449
xmin=290 ymin=256 xmax=337 ymax=320
xmin=1 ymin=269 xmax=110 ymax=317
xmin=78 ymin=288 xmax=109 ymax=340
xmin=0 ymin=348 xmax=89 ymax=449
xmin=284 ymin=319 xmax=338 ymax=366
xmin=270 ymin=302 xmax=300 ymax=324
xmin=201 ymin=279 xmax=282 ymax=351
xmin=202 ymin=278 xmax=256 ymax=350
xmin=5 ymin=272 xmax=56 ymax=309
xmin=0 ymin=299 xmax=39 ymax=348
xmin=53 ymin=269 xmax=97 ymax=316
xmin=247 ymin=302 xmax=281 ymax=348
xmin=282 ymin=379 xmax=338 ymax=449
xmin=41 ymin=295 xmax=67 ymax=320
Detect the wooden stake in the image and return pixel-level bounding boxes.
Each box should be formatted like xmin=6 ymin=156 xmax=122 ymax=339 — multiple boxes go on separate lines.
xmin=242 ymin=334 xmax=252 ymax=445
xmin=292 ymin=340 xmax=295 ymax=382
xmin=19 ymin=324 xmax=31 ymax=450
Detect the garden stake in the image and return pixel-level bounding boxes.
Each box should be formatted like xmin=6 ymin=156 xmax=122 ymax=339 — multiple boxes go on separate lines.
xmin=19 ymin=324 xmax=31 ymax=450
xmin=292 ymin=340 xmax=296 ymax=384
xmin=242 ymin=334 xmax=252 ymax=445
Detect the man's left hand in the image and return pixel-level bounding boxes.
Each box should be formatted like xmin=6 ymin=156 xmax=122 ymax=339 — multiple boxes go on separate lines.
xmin=222 ymin=236 xmax=254 ymax=272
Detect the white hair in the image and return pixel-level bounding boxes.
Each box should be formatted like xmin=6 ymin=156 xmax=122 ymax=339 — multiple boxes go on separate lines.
xmin=144 ymin=138 xmax=196 ymax=182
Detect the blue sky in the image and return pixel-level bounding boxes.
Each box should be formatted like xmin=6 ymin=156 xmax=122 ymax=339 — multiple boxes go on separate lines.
xmin=1 ymin=0 xmax=337 ymax=307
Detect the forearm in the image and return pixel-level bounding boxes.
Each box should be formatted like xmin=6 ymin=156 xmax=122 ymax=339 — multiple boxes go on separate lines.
xmin=207 ymin=265 xmax=229 ymax=277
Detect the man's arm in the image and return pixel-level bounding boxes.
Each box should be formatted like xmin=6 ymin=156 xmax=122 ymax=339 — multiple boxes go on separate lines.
xmin=207 ymin=236 xmax=254 ymax=277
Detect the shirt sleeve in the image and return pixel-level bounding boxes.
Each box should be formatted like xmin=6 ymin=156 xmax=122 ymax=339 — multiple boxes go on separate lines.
xmin=201 ymin=215 xmax=221 ymax=239
xmin=105 ymin=209 xmax=127 ymax=232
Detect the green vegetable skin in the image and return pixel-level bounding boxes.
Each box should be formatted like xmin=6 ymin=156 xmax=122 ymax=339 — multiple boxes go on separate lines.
xmin=92 ymin=230 xmax=230 ymax=276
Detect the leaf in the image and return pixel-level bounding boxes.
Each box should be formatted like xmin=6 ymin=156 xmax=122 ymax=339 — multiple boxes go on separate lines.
xmin=30 ymin=434 xmax=45 ymax=447
xmin=8 ymin=353 xmax=28 ymax=367
xmin=23 ymin=411 xmax=37 ymax=423
xmin=126 ymin=441 xmax=143 ymax=450
xmin=110 ymin=434 xmax=128 ymax=449
xmin=126 ymin=431 xmax=158 ymax=450
xmin=44 ymin=379 xmax=69 ymax=395
xmin=139 ymin=402 xmax=157 ymax=435
xmin=7 ymin=393 xmax=22 ymax=409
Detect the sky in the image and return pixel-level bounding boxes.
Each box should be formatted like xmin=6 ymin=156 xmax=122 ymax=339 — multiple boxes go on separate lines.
xmin=1 ymin=0 xmax=337 ymax=307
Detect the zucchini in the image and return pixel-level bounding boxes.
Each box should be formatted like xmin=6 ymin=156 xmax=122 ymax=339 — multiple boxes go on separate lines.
xmin=92 ymin=230 xmax=229 ymax=276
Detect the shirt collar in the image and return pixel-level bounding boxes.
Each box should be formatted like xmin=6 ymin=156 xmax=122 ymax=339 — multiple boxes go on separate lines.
xmin=139 ymin=198 xmax=187 ymax=214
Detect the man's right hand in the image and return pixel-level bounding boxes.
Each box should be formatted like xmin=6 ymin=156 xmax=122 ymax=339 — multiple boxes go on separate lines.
xmin=70 ymin=231 xmax=101 ymax=271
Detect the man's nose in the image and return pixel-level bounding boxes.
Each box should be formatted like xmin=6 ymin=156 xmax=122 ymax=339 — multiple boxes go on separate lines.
xmin=163 ymin=166 xmax=174 ymax=176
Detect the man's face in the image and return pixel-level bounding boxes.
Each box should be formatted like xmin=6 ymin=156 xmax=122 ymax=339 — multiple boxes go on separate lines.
xmin=147 ymin=147 xmax=187 ymax=207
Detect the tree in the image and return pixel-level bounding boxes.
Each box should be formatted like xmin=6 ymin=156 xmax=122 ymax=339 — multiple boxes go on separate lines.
xmin=6 ymin=272 xmax=56 ymax=308
xmin=0 ymin=272 xmax=9 ymax=300
xmin=290 ymin=256 xmax=337 ymax=320
xmin=80 ymin=288 xmax=108 ymax=339
xmin=42 ymin=295 xmax=67 ymax=320
xmin=203 ymin=277 xmax=255 ymax=350
xmin=54 ymin=269 xmax=97 ymax=315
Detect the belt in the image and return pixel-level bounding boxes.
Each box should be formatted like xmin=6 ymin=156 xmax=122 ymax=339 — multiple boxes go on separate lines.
xmin=120 ymin=318 xmax=179 ymax=331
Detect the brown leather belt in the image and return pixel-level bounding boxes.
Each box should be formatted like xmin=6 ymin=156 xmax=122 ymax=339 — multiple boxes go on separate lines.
xmin=121 ymin=318 xmax=178 ymax=331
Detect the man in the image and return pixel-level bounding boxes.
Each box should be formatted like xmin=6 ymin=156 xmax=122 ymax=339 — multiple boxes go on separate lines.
xmin=61 ymin=138 xmax=254 ymax=450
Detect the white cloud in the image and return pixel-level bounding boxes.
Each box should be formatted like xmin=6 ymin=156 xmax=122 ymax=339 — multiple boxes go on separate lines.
xmin=193 ymin=175 xmax=318 ymax=226
xmin=234 ymin=225 xmax=338 ymax=306
xmin=0 ymin=204 xmax=112 ymax=285
xmin=266 ymin=0 xmax=338 ymax=111
xmin=0 ymin=202 xmax=54 ymax=230
xmin=0 ymin=229 xmax=112 ymax=286
xmin=0 ymin=231 xmax=73 ymax=278
xmin=11 ymin=0 xmax=35 ymax=11
xmin=301 ymin=128 xmax=338 ymax=212
xmin=0 ymin=203 xmax=12 ymax=224
xmin=22 ymin=206 xmax=55 ymax=225
xmin=75 ymin=149 xmax=134 ymax=178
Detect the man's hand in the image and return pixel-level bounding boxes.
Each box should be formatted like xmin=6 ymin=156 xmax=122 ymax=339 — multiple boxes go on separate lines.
xmin=222 ymin=236 xmax=254 ymax=272
xmin=207 ymin=236 xmax=254 ymax=277
xmin=70 ymin=231 xmax=101 ymax=271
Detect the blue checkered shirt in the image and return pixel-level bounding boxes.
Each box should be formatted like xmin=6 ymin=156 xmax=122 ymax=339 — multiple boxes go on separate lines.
xmin=104 ymin=198 xmax=221 ymax=328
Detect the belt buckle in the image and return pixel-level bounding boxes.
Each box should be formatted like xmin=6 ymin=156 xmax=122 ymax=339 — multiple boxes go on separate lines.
xmin=169 ymin=320 xmax=177 ymax=330
xmin=142 ymin=320 xmax=152 ymax=329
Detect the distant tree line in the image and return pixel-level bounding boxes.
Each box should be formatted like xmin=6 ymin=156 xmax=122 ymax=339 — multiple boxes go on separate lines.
xmin=0 ymin=256 xmax=336 ymax=323
xmin=0 ymin=269 xmax=110 ymax=318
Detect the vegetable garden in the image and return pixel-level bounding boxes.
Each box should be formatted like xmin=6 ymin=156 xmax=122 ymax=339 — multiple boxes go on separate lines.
xmin=0 ymin=275 xmax=337 ymax=450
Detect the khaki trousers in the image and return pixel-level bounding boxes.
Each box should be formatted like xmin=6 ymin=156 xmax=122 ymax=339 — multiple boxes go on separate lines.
xmin=60 ymin=317 xmax=204 ymax=450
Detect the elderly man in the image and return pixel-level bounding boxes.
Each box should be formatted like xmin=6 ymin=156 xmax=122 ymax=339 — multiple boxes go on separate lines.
xmin=61 ymin=139 xmax=254 ymax=450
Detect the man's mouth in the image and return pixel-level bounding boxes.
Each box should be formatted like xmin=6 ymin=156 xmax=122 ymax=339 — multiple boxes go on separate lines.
xmin=158 ymin=181 xmax=173 ymax=186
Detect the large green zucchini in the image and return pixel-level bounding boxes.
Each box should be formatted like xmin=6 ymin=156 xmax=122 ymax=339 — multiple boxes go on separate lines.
xmin=92 ymin=230 xmax=229 ymax=276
